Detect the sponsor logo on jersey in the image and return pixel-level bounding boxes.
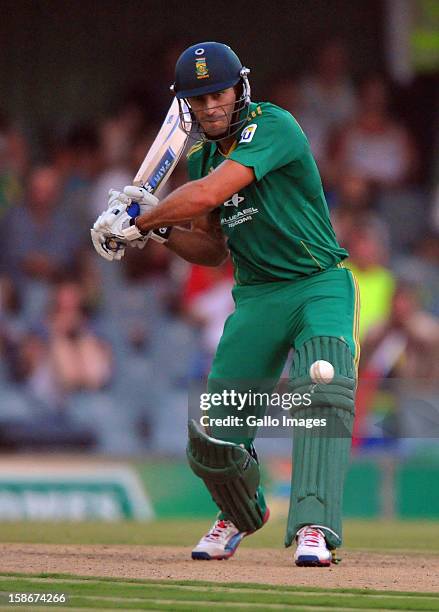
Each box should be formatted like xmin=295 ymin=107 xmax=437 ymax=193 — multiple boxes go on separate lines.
xmin=221 ymin=207 xmax=259 ymax=228
xmin=239 ymin=123 xmax=258 ymax=144
xmin=223 ymin=193 xmax=245 ymax=207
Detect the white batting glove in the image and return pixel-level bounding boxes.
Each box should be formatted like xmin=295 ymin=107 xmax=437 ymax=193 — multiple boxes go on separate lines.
xmin=90 ymin=228 xmax=126 ymax=261
xmin=123 ymin=186 xmax=163 ymax=246
xmin=93 ymin=188 xmax=158 ymax=240
xmin=123 ymin=185 xmax=158 ymax=207
xmin=91 ymin=191 xmax=133 ymax=261
xmin=124 ymin=186 xmax=173 ymax=244
xmin=91 ymin=226 xmax=151 ymax=261
xmin=91 ymin=188 xmax=168 ymax=261
xmin=91 ymin=190 xmax=127 ymax=261
xmin=93 ymin=192 xmax=135 ymax=242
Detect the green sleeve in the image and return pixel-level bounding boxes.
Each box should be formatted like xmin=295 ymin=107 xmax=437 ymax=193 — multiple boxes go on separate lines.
xmin=228 ymin=107 xmax=307 ymax=181
xmin=187 ymin=155 xmax=199 ymax=181
xmin=186 ymin=141 xmax=206 ymax=181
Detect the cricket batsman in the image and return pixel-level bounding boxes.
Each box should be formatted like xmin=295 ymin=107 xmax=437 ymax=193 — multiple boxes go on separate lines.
xmin=92 ymin=42 xmax=360 ymax=567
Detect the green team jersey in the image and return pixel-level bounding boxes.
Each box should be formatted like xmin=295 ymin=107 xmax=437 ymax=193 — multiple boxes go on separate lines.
xmin=187 ymin=101 xmax=348 ymax=285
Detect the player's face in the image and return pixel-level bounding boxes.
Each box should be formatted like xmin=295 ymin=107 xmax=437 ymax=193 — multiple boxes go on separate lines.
xmin=188 ymin=87 xmax=237 ymax=137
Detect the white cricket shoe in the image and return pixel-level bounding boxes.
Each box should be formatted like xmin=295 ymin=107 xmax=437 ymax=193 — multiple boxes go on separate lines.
xmin=191 ymin=518 xmax=245 ymax=560
xmin=191 ymin=509 xmax=270 ymax=561
xmin=294 ymin=525 xmax=333 ymax=567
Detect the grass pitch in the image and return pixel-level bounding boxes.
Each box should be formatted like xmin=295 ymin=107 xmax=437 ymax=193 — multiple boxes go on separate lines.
xmin=1 ymin=574 xmax=439 ymax=611
xmin=0 ymin=519 xmax=437 ymax=553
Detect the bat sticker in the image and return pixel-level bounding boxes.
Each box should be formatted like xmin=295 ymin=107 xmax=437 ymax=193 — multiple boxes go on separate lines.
xmin=143 ymin=147 xmax=177 ymax=192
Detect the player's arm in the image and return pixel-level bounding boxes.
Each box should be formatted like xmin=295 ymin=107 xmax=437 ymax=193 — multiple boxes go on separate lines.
xmin=92 ymin=160 xmax=254 ymax=261
xmin=165 ymin=209 xmax=228 ymax=267
xmin=134 ymin=160 xmax=255 ymax=234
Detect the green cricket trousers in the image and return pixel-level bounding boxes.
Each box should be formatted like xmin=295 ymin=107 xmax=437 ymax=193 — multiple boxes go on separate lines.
xmin=205 ymin=264 xmax=360 ymax=549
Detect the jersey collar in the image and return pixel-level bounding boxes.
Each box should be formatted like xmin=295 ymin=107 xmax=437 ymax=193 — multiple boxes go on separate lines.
xmin=216 ymin=139 xmax=238 ymax=158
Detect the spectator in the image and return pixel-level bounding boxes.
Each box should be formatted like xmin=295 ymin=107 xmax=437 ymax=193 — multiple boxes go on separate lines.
xmin=298 ymin=40 xmax=357 ymax=168
xmin=270 ymin=76 xmax=328 ymax=166
xmin=53 ymin=124 xmax=101 ymax=193
xmin=88 ymin=101 xmax=153 ymax=221
xmin=355 ymin=283 xmax=439 ymax=444
xmin=52 ymin=124 xmax=102 ymax=234
xmin=392 ymin=233 xmax=439 ymax=317
xmin=9 ymin=278 xmax=112 ymax=411
xmin=346 ymin=224 xmax=396 ymax=339
xmin=2 ymin=166 xmax=83 ymax=283
xmin=0 ymin=274 xmax=23 ymax=335
xmin=0 ymin=111 xmax=28 ymax=218
xmin=15 ymin=330 xmax=59 ymax=409
xmin=361 ymin=283 xmax=439 ymax=382
xmin=46 ymin=279 xmax=113 ymax=393
xmin=182 ymin=262 xmax=235 ymax=373
xmin=328 ymin=75 xmax=417 ymax=189
xmin=0 ymin=274 xmax=25 ymax=380
xmin=331 ymin=174 xmax=390 ymax=250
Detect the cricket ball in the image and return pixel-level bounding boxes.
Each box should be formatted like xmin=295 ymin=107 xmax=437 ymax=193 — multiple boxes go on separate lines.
xmin=309 ymin=360 xmax=335 ymax=384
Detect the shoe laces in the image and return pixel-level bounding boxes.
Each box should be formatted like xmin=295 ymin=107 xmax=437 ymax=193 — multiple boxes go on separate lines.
xmin=298 ymin=526 xmax=325 ymax=548
xmin=204 ymin=519 xmax=236 ymax=543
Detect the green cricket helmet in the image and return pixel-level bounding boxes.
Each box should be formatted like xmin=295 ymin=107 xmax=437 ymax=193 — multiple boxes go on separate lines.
xmin=171 ymin=41 xmax=251 ymax=141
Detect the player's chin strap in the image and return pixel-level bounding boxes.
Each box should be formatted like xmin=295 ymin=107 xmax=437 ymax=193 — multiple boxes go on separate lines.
xmin=174 ymin=67 xmax=252 ymax=143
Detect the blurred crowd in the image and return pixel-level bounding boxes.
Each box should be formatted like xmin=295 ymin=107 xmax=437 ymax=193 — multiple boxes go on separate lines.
xmin=0 ymin=40 xmax=438 ymax=454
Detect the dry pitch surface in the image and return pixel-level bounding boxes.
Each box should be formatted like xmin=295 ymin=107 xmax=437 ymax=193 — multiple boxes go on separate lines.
xmin=0 ymin=543 xmax=438 ymax=593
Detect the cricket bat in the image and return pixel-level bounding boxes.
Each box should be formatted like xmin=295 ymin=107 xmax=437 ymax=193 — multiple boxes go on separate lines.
xmin=105 ymin=97 xmax=191 ymax=250
xmin=133 ymin=97 xmax=191 ymax=193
